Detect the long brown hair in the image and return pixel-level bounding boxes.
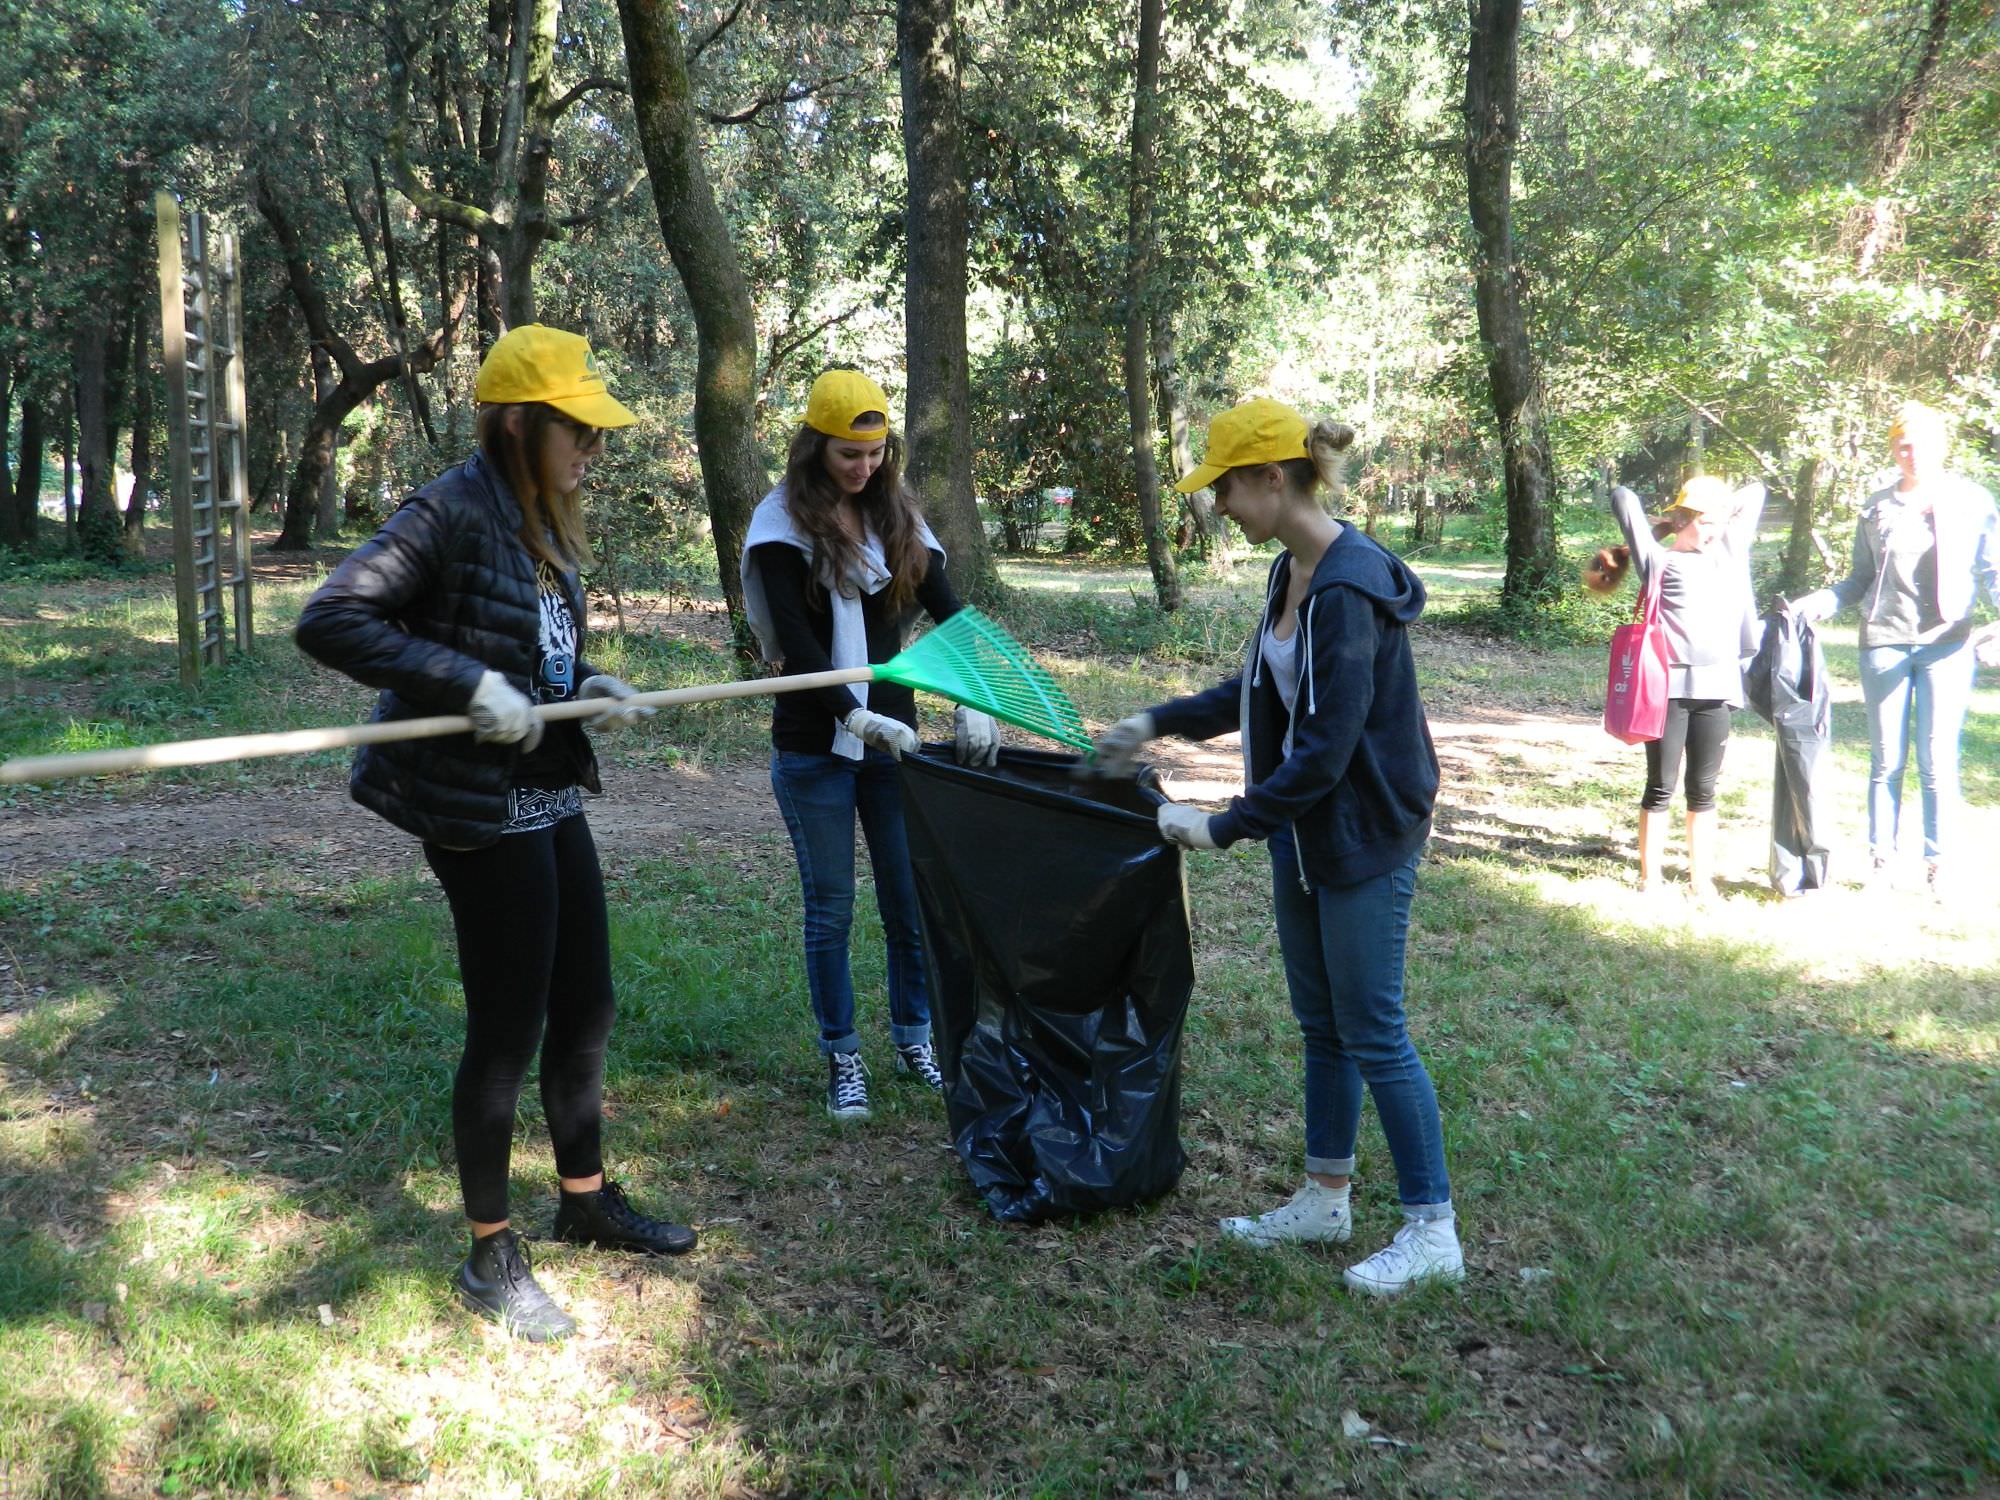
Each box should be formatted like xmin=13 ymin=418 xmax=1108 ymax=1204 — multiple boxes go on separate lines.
xmin=1582 ymin=518 xmax=1681 ymax=592
xmin=477 ymin=402 xmax=594 ymax=570
xmin=780 ymin=423 xmax=931 ymax=610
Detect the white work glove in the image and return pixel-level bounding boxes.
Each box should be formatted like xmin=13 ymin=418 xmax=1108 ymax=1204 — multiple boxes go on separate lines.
xmin=844 ymin=706 xmax=919 ymax=759
xmin=1156 ymin=802 xmax=1217 ymax=850
xmin=468 ymin=669 xmax=543 ymax=751
xmin=1974 ymin=624 xmax=2000 ymax=669
xmin=1789 ymin=589 xmax=1837 ymax=623
xmin=1091 ymin=712 xmax=1156 ymax=777
xmin=578 ymin=674 xmax=653 ymax=730
xmin=954 ymin=706 xmax=1000 ymax=767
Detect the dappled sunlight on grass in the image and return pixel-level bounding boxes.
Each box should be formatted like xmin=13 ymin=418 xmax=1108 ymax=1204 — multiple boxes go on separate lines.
xmin=5 ymin=541 xmax=1999 ymax=1494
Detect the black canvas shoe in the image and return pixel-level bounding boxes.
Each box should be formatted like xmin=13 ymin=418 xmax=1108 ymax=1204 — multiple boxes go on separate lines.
xmin=827 ymin=1051 xmax=871 ymax=1120
xmin=454 ymin=1227 xmax=575 ymax=1342
xmin=552 ymin=1179 xmax=697 ymax=1256
xmin=894 ymin=1040 xmax=944 ymax=1091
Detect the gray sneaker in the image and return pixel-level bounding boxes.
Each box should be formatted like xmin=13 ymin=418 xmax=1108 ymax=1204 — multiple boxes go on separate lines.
xmin=827 ymin=1051 xmax=871 ymax=1120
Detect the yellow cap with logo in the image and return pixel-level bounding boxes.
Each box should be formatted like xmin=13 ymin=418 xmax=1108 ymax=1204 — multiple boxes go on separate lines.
xmin=805 ymin=370 xmax=893 ymax=440
xmin=475 ymin=324 xmax=637 ymax=429
xmin=1175 ymin=398 xmax=1309 ymax=493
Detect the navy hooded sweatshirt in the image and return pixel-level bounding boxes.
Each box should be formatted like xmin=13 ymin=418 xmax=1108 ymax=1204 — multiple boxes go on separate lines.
xmin=1147 ymin=526 xmax=1439 ymax=889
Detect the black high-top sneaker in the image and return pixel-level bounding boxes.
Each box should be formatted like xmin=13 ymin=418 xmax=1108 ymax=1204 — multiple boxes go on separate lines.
xmin=894 ymin=1040 xmax=944 ymax=1091
xmin=826 ymin=1050 xmax=871 ymax=1119
xmin=552 ymin=1179 xmax=697 ymax=1256
xmin=454 ymin=1227 xmax=576 ymax=1342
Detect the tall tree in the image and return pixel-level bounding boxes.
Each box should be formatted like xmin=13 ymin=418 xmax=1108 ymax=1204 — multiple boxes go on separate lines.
xmin=1122 ymin=0 xmax=1180 ymax=610
xmin=256 ymin=174 xmax=464 ymax=552
xmin=617 ymin=0 xmax=767 ymax=639
xmin=899 ymin=0 xmax=996 ymax=601
xmin=387 ymin=0 xmax=633 ymax=332
xmin=1462 ymin=0 xmax=1558 ymax=607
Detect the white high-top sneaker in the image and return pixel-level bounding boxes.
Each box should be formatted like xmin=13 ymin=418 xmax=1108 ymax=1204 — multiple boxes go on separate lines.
xmin=1219 ymin=1181 xmax=1352 ymax=1247
xmin=1342 ymin=1215 xmax=1465 ymax=1296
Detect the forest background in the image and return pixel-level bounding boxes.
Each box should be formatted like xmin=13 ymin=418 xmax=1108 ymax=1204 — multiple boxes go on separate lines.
xmin=3 ymin=0 xmax=1997 ymax=621
xmin=5 ymin=4 xmax=2000 ymax=1497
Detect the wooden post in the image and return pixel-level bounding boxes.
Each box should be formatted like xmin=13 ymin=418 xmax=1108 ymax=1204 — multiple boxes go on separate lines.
xmin=156 ymin=191 xmax=199 ymax=687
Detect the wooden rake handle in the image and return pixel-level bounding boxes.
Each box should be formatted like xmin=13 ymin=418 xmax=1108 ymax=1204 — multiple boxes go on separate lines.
xmin=0 ymin=667 xmax=876 ymax=786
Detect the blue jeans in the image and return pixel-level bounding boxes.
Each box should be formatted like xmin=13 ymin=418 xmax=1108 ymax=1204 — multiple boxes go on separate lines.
xmin=1860 ymin=638 xmax=1978 ymax=862
xmin=1269 ymin=837 xmax=1451 ymax=1218
xmin=769 ymin=749 xmax=931 ymax=1055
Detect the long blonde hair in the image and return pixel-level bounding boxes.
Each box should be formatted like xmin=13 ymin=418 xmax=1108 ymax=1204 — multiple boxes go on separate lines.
xmin=477 ymin=402 xmax=594 ymax=570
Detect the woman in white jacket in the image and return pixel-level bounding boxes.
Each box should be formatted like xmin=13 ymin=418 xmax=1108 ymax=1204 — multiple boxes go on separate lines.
xmin=1587 ymin=475 xmax=1765 ymax=899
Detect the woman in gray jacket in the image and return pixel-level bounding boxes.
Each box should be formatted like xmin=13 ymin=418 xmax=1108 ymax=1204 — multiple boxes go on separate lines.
xmin=1796 ymin=402 xmax=2000 ymax=896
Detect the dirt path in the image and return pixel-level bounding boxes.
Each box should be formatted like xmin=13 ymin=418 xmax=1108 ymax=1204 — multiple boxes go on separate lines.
xmin=0 ymin=715 xmax=1624 ymax=883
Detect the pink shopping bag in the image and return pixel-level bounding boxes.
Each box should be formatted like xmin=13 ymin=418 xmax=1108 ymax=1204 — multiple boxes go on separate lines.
xmin=1603 ymin=575 xmax=1668 ymax=744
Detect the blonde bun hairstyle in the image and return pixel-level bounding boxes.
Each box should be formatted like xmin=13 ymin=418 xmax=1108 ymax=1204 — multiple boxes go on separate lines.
xmin=1280 ymin=419 xmax=1355 ymax=502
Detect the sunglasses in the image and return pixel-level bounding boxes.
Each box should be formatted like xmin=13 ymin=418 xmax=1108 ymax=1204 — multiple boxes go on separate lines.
xmin=552 ymin=413 xmax=606 ymax=453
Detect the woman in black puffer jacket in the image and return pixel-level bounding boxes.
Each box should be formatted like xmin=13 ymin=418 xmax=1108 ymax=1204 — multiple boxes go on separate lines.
xmin=296 ymin=325 xmax=694 ymax=1343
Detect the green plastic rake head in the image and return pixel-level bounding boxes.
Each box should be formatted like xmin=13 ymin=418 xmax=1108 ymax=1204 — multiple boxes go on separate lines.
xmin=874 ymin=606 xmax=1091 ymax=750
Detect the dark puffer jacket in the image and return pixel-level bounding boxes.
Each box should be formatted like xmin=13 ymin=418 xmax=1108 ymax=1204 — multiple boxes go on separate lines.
xmin=294 ymin=450 xmax=601 ymax=848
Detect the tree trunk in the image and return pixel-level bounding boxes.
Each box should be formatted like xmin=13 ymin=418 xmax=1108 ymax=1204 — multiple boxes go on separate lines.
xmin=1779 ymin=454 xmax=1829 ymax=599
xmin=60 ymin=390 xmax=76 ymax=551
xmin=1157 ymin=313 xmax=1227 ymax=561
xmin=12 ymin=395 xmax=45 ymax=547
xmin=252 ymin=429 xmax=288 ymax=515
xmin=0 ymin=362 xmax=13 ymax=548
xmin=1855 ymin=0 xmax=1952 ymax=276
xmin=280 ymin=380 xmax=374 ymax=548
xmin=1121 ymin=0 xmax=1181 ymax=610
xmin=73 ymin=322 xmax=124 ymax=562
xmin=259 ymin=172 xmax=465 ymax=552
xmin=617 ymin=0 xmax=768 ymax=641
xmin=899 ymin=0 xmax=997 ymax=602
xmin=1463 ymin=0 xmax=1561 ymax=610
xmin=125 ymin=295 xmax=154 ymax=555
xmin=311 ymin=344 xmax=342 ymax=537
xmin=372 ymin=157 xmax=439 ymax=446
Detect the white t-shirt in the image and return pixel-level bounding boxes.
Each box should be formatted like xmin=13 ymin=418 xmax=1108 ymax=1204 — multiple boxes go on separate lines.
xmin=1262 ymin=620 xmax=1301 ymax=758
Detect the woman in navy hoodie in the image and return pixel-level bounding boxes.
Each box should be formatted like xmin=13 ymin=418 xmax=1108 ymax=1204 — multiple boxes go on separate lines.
xmin=1094 ymin=399 xmax=1458 ymax=1296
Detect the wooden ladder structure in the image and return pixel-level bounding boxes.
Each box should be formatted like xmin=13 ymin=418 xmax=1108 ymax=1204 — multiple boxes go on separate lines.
xmin=155 ymin=192 xmax=253 ymax=687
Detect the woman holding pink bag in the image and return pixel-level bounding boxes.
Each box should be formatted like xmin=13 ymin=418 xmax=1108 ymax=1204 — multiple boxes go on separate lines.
xmin=1585 ymin=476 xmax=1765 ymax=898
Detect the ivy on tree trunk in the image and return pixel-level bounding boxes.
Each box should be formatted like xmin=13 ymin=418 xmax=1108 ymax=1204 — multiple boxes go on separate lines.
xmin=1463 ymin=0 xmax=1561 ymax=611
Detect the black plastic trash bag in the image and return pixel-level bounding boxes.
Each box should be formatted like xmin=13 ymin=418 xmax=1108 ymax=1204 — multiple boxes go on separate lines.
xmin=897 ymin=746 xmax=1193 ymax=1222
xmin=1745 ymin=609 xmax=1832 ymax=896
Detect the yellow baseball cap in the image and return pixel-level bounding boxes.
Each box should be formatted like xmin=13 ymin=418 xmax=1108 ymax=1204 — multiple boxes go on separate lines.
xmin=1175 ymin=398 xmax=1309 ymax=493
xmin=1668 ymin=474 xmax=1733 ymax=517
xmin=475 ymin=325 xmax=637 ymax=428
xmin=1887 ymin=401 xmax=1948 ymax=449
xmin=805 ymin=370 xmax=892 ymax=440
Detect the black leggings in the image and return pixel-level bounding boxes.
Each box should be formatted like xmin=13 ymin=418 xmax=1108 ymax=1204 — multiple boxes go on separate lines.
xmin=424 ymin=814 xmax=615 ymax=1224
xmin=1641 ymin=699 xmax=1731 ymax=813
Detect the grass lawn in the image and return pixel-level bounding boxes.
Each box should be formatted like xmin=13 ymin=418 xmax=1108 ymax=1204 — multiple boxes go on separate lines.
xmin=2 ymin=523 xmax=1996 ymax=1498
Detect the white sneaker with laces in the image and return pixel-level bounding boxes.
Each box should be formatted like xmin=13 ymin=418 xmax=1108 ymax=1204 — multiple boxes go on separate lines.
xmin=826 ymin=1052 xmax=871 ymax=1120
xmin=1219 ymin=1181 xmax=1352 ymax=1247
xmin=1343 ymin=1216 xmax=1465 ymax=1297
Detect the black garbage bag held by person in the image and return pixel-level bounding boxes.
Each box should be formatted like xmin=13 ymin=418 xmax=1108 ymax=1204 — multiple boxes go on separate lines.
xmin=1746 ymin=607 xmax=1832 ymax=896
xmin=897 ymin=749 xmax=1193 ymax=1224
